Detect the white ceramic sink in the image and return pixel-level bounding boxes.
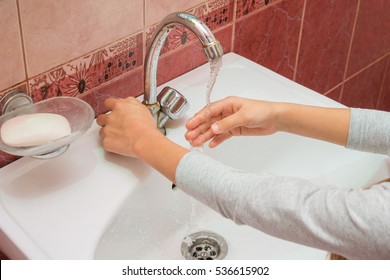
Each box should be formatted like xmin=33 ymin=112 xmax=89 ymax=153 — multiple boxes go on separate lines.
xmin=0 ymin=53 xmax=389 ymax=259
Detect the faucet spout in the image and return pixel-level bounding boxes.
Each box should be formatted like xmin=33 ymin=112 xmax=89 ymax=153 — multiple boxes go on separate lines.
xmin=143 ymin=12 xmax=224 ymax=108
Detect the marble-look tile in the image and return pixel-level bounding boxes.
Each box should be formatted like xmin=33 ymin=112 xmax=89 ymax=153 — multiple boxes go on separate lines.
xmin=341 ymin=58 xmax=388 ymax=109
xmin=234 ymin=0 xmax=304 ymax=80
xmin=19 ymin=0 xmax=143 ymax=77
xmin=0 ymin=0 xmax=25 ymax=91
xmin=325 ymin=85 xmax=342 ymax=103
xmin=295 ymin=0 xmax=358 ymax=94
xmin=145 ymin=0 xmax=208 ymax=26
xmin=376 ymin=55 xmax=390 ymax=111
xmin=347 ymin=0 xmax=390 ymax=76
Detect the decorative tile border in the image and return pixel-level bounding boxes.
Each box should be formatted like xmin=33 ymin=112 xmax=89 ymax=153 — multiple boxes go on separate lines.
xmin=28 ymin=33 xmax=143 ymax=102
xmin=236 ymin=0 xmax=279 ymax=19
xmin=145 ymin=0 xmax=234 ymax=57
xmin=26 ymin=0 xmax=234 ymax=105
xmin=193 ymin=0 xmax=235 ymax=30
xmin=23 ymin=0 xmax=236 ymax=105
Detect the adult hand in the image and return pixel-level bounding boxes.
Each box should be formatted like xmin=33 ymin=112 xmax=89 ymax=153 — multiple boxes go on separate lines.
xmin=185 ymin=96 xmax=280 ymax=148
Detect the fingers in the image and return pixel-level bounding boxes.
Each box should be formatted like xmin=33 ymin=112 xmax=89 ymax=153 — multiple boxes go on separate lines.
xmin=185 ymin=98 xmax=236 ymax=147
xmin=102 ymin=96 xmax=139 ymax=112
xmin=187 ymin=127 xmax=215 ymax=147
xmin=186 ymin=107 xmax=213 ymax=130
xmin=186 ymin=98 xmax=231 ymax=130
xmin=211 ymin=112 xmax=242 ymax=134
xmin=104 ymin=97 xmax=120 ymax=110
xmin=185 ymin=113 xmax=222 ymax=143
xmin=96 ymin=114 xmax=107 ymax=127
xmin=209 ymin=132 xmax=232 ymax=148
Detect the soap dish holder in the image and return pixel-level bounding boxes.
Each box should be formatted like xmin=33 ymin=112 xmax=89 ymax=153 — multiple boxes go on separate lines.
xmin=0 ymin=89 xmax=95 ymax=159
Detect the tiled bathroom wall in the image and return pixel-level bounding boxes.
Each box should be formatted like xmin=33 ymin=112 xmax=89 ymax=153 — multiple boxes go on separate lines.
xmin=0 ymin=0 xmax=389 ymax=165
xmin=0 ymin=0 xmax=389 ymax=260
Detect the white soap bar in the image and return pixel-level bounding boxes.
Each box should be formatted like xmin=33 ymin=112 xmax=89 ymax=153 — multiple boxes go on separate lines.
xmin=0 ymin=113 xmax=71 ymax=147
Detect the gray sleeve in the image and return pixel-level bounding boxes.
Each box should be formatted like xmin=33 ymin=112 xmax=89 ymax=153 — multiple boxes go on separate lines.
xmin=347 ymin=108 xmax=390 ymax=156
xmin=176 ymin=151 xmax=390 ymax=259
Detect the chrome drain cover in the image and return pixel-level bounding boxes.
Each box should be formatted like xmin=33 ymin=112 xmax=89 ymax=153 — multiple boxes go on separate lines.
xmin=181 ymin=231 xmax=228 ymax=260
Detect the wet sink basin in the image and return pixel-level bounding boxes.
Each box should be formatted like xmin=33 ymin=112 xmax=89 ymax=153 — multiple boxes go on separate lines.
xmin=1 ymin=53 xmax=389 ymax=259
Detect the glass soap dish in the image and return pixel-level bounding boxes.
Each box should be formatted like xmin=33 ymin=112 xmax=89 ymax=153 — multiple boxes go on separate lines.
xmin=0 ymin=95 xmax=95 ymax=159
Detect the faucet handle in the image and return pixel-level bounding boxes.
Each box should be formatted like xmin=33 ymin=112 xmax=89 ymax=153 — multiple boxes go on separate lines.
xmin=157 ymin=87 xmax=189 ymax=129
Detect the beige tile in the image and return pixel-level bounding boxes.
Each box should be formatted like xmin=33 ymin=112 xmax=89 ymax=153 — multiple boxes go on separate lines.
xmin=145 ymin=0 xmax=208 ymax=26
xmin=0 ymin=0 xmax=25 ymax=91
xmin=19 ymin=0 xmax=144 ymax=77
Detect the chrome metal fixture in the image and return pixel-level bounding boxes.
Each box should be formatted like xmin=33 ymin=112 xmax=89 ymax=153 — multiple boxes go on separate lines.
xmin=0 ymin=89 xmax=33 ymax=115
xmin=143 ymin=12 xmax=224 ymax=134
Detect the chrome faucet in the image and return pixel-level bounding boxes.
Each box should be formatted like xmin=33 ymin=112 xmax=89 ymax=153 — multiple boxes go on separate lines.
xmin=143 ymin=12 xmax=224 ymax=134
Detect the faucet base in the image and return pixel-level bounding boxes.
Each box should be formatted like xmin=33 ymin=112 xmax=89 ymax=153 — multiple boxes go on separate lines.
xmin=142 ymin=101 xmax=160 ymax=118
xmin=142 ymin=101 xmax=167 ymax=135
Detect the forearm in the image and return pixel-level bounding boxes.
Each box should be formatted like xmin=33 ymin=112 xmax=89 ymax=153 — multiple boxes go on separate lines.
xmin=277 ymin=103 xmax=350 ymax=146
xmin=176 ymin=152 xmax=390 ymax=259
xmin=347 ymin=108 xmax=390 ymax=156
xmin=134 ymin=131 xmax=189 ymax=183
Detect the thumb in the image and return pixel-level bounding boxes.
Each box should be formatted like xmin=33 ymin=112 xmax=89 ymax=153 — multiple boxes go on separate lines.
xmin=211 ymin=113 xmax=242 ymax=134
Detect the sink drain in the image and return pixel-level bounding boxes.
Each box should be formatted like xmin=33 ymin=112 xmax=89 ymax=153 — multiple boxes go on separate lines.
xmin=181 ymin=231 xmax=228 ymax=260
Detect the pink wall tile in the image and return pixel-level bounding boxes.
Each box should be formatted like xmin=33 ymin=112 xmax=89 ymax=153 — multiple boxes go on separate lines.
xmin=146 ymin=0 xmax=234 ymax=57
xmin=347 ymin=0 xmax=390 ymax=76
xmin=295 ymin=0 xmax=358 ymax=94
xmin=0 ymin=151 xmax=20 ymax=169
xmin=236 ymin=0 xmax=278 ymax=18
xmin=376 ymin=56 xmax=390 ymax=111
xmin=145 ymin=0 xmax=208 ymax=26
xmin=156 ymin=25 xmax=232 ymax=87
xmin=341 ymin=58 xmax=388 ymax=109
xmin=28 ymin=33 xmax=143 ymax=102
xmin=0 ymin=250 xmax=9 ymax=260
xmin=81 ymin=69 xmax=144 ymax=115
xmin=325 ymin=85 xmax=342 ymax=103
xmin=234 ymin=0 xmax=304 ymax=80
xmin=1 ymin=0 xmax=390 ymax=259
xmin=19 ymin=0 xmax=143 ymax=77
xmin=0 ymin=0 xmax=25 ymax=91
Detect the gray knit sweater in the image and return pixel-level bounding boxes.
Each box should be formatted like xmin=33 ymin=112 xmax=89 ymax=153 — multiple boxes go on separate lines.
xmin=176 ymin=108 xmax=390 ymax=260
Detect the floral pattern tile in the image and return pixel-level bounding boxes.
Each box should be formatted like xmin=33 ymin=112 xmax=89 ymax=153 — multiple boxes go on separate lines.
xmin=28 ymin=33 xmax=143 ymax=102
xmin=236 ymin=0 xmax=279 ymax=18
xmin=145 ymin=0 xmax=234 ymax=57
